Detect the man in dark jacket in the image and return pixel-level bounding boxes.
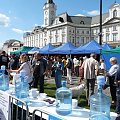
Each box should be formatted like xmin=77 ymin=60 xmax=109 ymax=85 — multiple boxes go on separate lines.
xmin=33 ymin=53 xmax=47 ymax=93
xmin=0 ymin=51 xmax=10 ymax=74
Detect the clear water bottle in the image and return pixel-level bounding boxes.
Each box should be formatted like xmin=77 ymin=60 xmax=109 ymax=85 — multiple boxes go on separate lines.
xmin=90 ymin=75 xmax=111 ymax=120
xmin=56 ymin=80 xmax=72 ymax=115
xmin=15 ymin=74 xmax=21 ymax=98
xmin=0 ymin=65 xmax=9 ymax=91
xmin=20 ymin=71 xmax=29 ymax=98
xmin=0 ymin=70 xmax=4 ymax=90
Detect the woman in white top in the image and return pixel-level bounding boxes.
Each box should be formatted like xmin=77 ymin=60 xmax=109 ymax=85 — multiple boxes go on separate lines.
xmin=106 ymin=57 xmax=119 ymax=105
xmin=9 ymin=54 xmax=33 ymax=86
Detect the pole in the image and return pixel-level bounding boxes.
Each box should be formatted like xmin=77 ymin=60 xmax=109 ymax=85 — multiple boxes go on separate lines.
xmin=99 ymin=0 xmax=102 ymax=45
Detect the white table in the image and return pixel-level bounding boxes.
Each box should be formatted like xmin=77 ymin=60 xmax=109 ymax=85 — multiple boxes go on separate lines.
xmin=6 ymin=85 xmax=118 ymax=120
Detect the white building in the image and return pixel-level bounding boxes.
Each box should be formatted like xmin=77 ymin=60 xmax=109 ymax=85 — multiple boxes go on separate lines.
xmin=2 ymin=39 xmax=23 ymax=55
xmin=23 ymin=0 xmax=120 ymax=47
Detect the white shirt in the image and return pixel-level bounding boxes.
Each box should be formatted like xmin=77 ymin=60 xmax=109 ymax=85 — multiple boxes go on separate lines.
xmin=20 ymin=61 xmax=33 ymax=83
xmin=99 ymin=62 xmax=106 ymax=70
xmin=108 ymin=64 xmax=119 ymax=77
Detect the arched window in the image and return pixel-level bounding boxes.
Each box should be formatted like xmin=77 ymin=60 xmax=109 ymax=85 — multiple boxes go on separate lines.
xmin=113 ymin=10 xmax=117 ymax=17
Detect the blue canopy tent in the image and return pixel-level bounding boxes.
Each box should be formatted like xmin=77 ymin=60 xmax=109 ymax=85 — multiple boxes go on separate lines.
xmin=39 ymin=43 xmax=55 ymax=54
xmin=72 ymin=40 xmax=102 ymax=54
xmin=50 ymin=42 xmax=76 ymax=54
xmin=102 ymin=43 xmax=113 ymax=50
xmin=28 ymin=47 xmax=40 ymax=54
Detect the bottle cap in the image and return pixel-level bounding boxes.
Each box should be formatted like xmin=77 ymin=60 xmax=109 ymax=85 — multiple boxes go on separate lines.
xmin=1 ymin=65 xmax=5 ymax=70
xmin=61 ymin=80 xmax=67 ymax=86
xmin=97 ymin=75 xmax=105 ymax=86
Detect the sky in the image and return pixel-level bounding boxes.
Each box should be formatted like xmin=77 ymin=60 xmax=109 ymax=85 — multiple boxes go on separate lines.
xmin=0 ymin=0 xmax=119 ymax=48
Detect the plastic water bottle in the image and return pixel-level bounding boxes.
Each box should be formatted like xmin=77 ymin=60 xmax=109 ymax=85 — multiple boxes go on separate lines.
xmin=90 ymin=75 xmax=111 ymax=120
xmin=20 ymin=71 xmax=29 ymax=99
xmin=15 ymin=74 xmax=21 ymax=98
xmin=0 ymin=70 xmax=4 ymax=90
xmin=0 ymin=65 xmax=9 ymax=91
xmin=56 ymin=80 xmax=72 ymax=115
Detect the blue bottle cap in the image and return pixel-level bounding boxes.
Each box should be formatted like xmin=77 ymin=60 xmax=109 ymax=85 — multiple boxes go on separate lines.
xmin=61 ymin=80 xmax=67 ymax=86
xmin=1 ymin=65 xmax=5 ymax=70
xmin=97 ymin=75 xmax=105 ymax=86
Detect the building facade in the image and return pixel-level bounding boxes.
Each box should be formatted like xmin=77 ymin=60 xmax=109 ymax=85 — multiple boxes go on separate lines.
xmin=23 ymin=0 xmax=120 ymax=48
xmin=2 ymin=39 xmax=23 ymax=55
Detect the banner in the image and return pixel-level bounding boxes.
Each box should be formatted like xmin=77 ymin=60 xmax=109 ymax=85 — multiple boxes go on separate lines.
xmin=0 ymin=90 xmax=10 ymax=120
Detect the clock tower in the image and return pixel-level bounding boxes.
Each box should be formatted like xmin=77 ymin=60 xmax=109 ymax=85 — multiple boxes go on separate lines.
xmin=43 ymin=0 xmax=57 ymax=27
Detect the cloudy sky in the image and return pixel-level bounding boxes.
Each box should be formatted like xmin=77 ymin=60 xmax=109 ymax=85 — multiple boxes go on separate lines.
xmin=0 ymin=0 xmax=119 ymax=48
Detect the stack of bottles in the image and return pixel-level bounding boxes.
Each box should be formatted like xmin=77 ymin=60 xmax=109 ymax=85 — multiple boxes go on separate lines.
xmin=0 ymin=65 xmax=9 ymax=91
xmin=56 ymin=80 xmax=72 ymax=115
xmin=90 ymin=75 xmax=111 ymax=120
xmin=15 ymin=71 xmax=29 ymax=99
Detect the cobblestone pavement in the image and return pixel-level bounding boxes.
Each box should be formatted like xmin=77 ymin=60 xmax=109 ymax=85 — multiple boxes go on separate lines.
xmin=45 ymin=76 xmax=111 ymax=96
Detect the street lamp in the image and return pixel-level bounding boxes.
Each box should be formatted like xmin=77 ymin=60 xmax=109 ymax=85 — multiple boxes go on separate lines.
xmin=99 ymin=0 xmax=102 ymax=45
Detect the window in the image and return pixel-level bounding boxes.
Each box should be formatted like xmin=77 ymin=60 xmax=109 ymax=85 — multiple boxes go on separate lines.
xmin=56 ymin=30 xmax=58 ymax=34
xmin=106 ymin=27 xmax=109 ymax=32
xmin=81 ymin=37 xmax=84 ymax=44
xmin=86 ymin=37 xmax=89 ymax=42
xmin=77 ymin=30 xmax=79 ymax=34
xmin=113 ymin=26 xmax=117 ymax=31
xmin=56 ymin=36 xmax=58 ymax=42
xmin=82 ymin=30 xmax=84 ymax=34
xmin=112 ymin=33 xmax=118 ymax=41
xmin=80 ymin=21 xmax=84 ymax=24
xmin=62 ymin=35 xmax=65 ymax=43
xmin=86 ymin=31 xmax=89 ymax=34
xmin=77 ymin=37 xmax=80 ymax=44
xmin=106 ymin=34 xmax=109 ymax=41
xmin=72 ymin=37 xmax=75 ymax=43
xmin=113 ymin=10 xmax=117 ymax=17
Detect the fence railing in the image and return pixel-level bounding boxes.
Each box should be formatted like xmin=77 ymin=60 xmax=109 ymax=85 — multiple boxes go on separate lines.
xmin=10 ymin=95 xmax=30 ymax=120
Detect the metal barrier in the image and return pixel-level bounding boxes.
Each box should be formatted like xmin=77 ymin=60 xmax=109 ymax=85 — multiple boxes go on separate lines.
xmin=32 ymin=109 xmax=49 ymax=120
xmin=10 ymin=95 xmax=30 ymax=120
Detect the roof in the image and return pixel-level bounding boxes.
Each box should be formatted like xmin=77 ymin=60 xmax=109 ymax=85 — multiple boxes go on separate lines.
xmin=91 ymin=13 xmax=109 ymax=25
xmin=55 ymin=12 xmax=92 ymax=25
xmin=4 ymin=39 xmax=21 ymax=46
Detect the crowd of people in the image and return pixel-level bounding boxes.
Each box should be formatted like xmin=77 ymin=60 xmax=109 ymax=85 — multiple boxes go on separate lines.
xmin=0 ymin=50 xmax=120 ymax=116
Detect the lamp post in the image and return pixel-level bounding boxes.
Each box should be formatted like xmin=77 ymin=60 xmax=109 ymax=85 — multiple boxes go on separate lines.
xmin=99 ymin=0 xmax=102 ymax=45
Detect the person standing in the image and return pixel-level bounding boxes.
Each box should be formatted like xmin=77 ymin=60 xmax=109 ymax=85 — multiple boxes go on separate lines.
xmin=33 ymin=53 xmax=47 ymax=93
xmin=114 ymin=65 xmax=120 ymax=116
xmin=52 ymin=56 xmax=64 ymax=88
xmin=106 ymin=57 xmax=119 ymax=105
xmin=66 ymin=55 xmax=73 ymax=85
xmin=9 ymin=54 xmax=19 ymax=70
xmin=78 ymin=57 xmax=84 ymax=85
xmin=99 ymin=58 xmax=106 ymax=75
xmin=9 ymin=54 xmax=33 ymax=87
xmin=82 ymin=53 xmax=99 ymax=104
xmin=0 ymin=51 xmax=10 ymax=75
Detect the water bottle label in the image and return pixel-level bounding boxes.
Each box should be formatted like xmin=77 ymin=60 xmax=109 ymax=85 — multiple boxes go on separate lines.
xmin=48 ymin=114 xmax=63 ymax=120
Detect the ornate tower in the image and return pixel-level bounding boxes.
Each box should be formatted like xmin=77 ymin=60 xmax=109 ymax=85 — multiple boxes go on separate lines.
xmin=43 ymin=0 xmax=57 ymax=27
